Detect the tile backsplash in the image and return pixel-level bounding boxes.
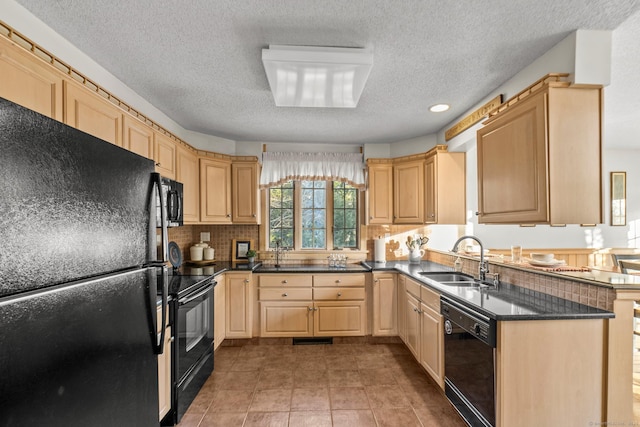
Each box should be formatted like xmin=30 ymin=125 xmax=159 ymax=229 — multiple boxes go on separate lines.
xmin=167 ymin=224 xmax=259 ymax=262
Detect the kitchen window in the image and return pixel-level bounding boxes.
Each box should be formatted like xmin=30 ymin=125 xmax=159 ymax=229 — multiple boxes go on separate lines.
xmin=268 ymin=180 xmax=359 ymax=250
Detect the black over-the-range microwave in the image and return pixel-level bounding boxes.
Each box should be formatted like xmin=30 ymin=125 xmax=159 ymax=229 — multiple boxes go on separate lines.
xmin=156 ymin=176 xmax=184 ymax=227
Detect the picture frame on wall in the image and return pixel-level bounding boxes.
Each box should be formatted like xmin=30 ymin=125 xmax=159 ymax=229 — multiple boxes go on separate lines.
xmin=232 ymin=239 xmax=255 ymax=262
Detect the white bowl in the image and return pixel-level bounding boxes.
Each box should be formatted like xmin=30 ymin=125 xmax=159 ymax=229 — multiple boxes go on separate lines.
xmin=530 ymin=253 xmax=554 ymax=262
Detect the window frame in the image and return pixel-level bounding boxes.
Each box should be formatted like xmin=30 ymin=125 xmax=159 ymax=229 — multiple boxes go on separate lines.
xmin=265 ymin=179 xmax=360 ymax=251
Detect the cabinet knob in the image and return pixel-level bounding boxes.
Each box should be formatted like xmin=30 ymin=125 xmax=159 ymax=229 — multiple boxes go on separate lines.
xmin=226 ymin=214 xmax=231 ymax=217
xmin=337 ymin=292 xmax=342 ymax=297
xmin=413 ymin=307 xmax=418 ymax=312
xmin=252 ymin=214 xmax=256 ymax=217
xmin=282 ymin=280 xmax=288 ymax=284
xmin=314 ymin=307 xmax=318 ymax=311
xmin=429 ymin=214 xmax=435 ymax=218
xmin=369 ymin=216 xmax=373 ymax=220
xmin=282 ymin=293 xmax=288 ymax=297
xmin=475 ymin=211 xmax=480 ymax=216
xmin=308 ymin=307 xmax=314 ymax=311
xmin=244 ymin=279 xmax=250 ymax=284
xmin=335 ymin=279 xmax=341 ymax=283
xmin=374 ymin=279 xmax=379 ymax=283
xmin=155 ymin=162 xmax=161 ymax=167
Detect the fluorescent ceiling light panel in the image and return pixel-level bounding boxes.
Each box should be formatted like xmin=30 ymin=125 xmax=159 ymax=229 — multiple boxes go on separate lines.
xmin=262 ymin=45 xmax=373 ymax=108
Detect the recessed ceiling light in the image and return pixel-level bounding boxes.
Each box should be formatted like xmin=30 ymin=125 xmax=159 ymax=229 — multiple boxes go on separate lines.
xmin=429 ymin=104 xmax=450 ymax=113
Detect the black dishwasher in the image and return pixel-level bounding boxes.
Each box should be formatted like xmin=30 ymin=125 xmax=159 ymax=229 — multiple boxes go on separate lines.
xmin=441 ymin=296 xmax=496 ymax=427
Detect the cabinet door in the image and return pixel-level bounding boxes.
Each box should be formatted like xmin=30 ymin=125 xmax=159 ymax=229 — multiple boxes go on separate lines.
xmin=424 ymin=156 xmax=437 ymax=223
xmin=176 ymin=145 xmax=199 ymax=223
xmin=0 ymin=37 xmax=63 ymax=121
xmin=157 ymin=306 xmax=171 ymax=420
xmin=214 ymin=276 xmax=226 ymax=350
xmin=313 ymin=301 xmax=366 ymax=336
xmin=394 ymin=160 xmax=424 ymax=224
xmin=420 ymin=303 xmax=444 ymax=389
xmin=154 ymin=132 xmax=176 ymax=179
xmin=64 ymin=81 xmax=123 ymax=147
xmin=123 ymin=116 xmax=153 ymax=160
xmin=200 ymin=158 xmax=232 ymax=223
xmin=260 ymin=301 xmax=313 ymax=337
xmin=225 ymin=273 xmax=253 ymax=338
xmin=397 ymin=275 xmax=406 ymax=342
xmin=367 ymin=163 xmax=393 ymax=224
xmin=405 ymin=292 xmax=420 ymax=360
xmin=372 ymin=273 xmax=397 ymax=336
xmin=232 ymin=161 xmax=260 ymax=224
xmin=477 ymin=92 xmax=548 ymax=223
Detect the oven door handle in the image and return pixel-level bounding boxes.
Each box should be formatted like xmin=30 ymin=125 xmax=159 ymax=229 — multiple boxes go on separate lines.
xmin=179 ymin=282 xmax=215 ymax=305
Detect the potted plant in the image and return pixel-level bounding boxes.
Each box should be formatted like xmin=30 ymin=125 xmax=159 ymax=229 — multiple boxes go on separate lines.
xmin=246 ymin=249 xmax=257 ymax=263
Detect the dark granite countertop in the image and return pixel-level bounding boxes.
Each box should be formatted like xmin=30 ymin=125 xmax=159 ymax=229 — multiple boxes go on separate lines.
xmin=365 ymin=260 xmax=614 ymax=321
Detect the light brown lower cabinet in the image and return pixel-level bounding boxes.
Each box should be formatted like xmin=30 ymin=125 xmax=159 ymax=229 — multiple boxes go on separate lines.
xmin=404 ymin=292 xmax=421 ymax=359
xmin=257 ymin=274 xmax=366 ymax=338
xmin=419 ymin=301 xmax=444 ymax=388
xmin=372 ymin=273 xmax=397 ymax=336
xmin=156 ymin=305 xmax=171 ymax=421
xmin=225 ymin=272 xmax=253 ymax=338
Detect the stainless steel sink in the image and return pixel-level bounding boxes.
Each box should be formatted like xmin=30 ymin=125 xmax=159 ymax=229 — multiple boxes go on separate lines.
xmin=418 ymin=272 xmax=475 ymax=282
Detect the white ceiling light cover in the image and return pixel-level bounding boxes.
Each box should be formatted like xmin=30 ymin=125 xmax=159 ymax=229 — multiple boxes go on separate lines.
xmin=262 ymin=45 xmax=373 ymax=108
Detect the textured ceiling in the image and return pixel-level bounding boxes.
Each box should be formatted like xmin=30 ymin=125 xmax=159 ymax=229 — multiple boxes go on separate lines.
xmin=12 ymin=0 xmax=640 ymax=145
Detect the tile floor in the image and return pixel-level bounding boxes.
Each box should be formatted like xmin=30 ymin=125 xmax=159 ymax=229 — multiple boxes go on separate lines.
xmin=177 ymin=340 xmax=466 ymax=427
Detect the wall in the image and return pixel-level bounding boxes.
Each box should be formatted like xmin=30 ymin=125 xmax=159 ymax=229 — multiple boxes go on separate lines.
xmin=168 ymin=225 xmax=260 ymax=262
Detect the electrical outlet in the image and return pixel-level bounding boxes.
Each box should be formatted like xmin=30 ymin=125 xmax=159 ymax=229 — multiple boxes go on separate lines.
xmin=200 ymin=232 xmax=210 ymax=242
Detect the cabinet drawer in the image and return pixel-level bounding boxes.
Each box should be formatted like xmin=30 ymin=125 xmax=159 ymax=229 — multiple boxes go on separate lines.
xmin=259 ymin=275 xmax=312 ymax=287
xmin=314 ymin=287 xmax=365 ymax=301
xmin=405 ymin=278 xmax=422 ymax=298
xmin=259 ymin=288 xmax=312 ymax=301
xmin=421 ymin=286 xmax=440 ymax=313
xmin=313 ymin=274 xmax=365 ymax=287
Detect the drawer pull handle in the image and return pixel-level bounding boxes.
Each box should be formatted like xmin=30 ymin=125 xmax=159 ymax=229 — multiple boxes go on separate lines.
xmin=337 ymin=292 xmax=342 ymax=297
xmin=282 ymin=280 xmax=288 ymax=284
xmin=282 ymin=293 xmax=288 ymax=297
xmin=335 ymin=279 xmax=341 ymax=283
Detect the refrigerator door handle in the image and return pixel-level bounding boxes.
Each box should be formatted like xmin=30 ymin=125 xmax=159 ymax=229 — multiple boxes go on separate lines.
xmin=152 ymin=172 xmax=168 ymax=263
xmin=155 ymin=265 xmax=168 ymax=355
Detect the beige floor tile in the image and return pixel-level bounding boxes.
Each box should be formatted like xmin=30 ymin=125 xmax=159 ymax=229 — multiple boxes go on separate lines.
xmin=359 ymin=368 xmax=398 ymax=386
xmin=249 ymin=388 xmax=292 ymax=412
xmin=355 ymin=353 xmax=388 ymax=370
xmin=229 ymin=355 xmax=265 ymax=371
xmin=263 ymin=354 xmax=298 ymax=371
xmin=366 ymin=384 xmax=411 ymax=408
xmin=184 ymin=388 xmax=215 ymax=415
xmin=323 ymin=344 xmax=355 ymax=355
xmin=239 ymin=345 xmax=269 ymax=357
xmin=373 ymin=407 xmax=422 ymax=426
xmin=243 ymin=411 xmax=289 ymax=427
xmin=331 ymin=409 xmax=377 ymax=427
xmin=290 ymin=387 xmax=331 ymax=411
xmin=296 ymin=355 xmax=328 ymax=370
xmin=214 ymin=370 xmax=260 ymax=390
xmin=329 ymin=387 xmax=371 ymax=410
xmin=328 ymin=369 xmax=363 ymax=387
xmin=209 ymin=389 xmax=254 ymax=412
xmin=295 ymin=344 xmax=327 ymax=354
xmin=294 ymin=368 xmax=330 ymax=388
xmin=199 ymin=411 xmax=246 ymax=427
xmin=413 ymin=405 xmax=468 ymax=426
xmin=288 ymin=410 xmax=333 ymax=427
xmin=325 ymin=354 xmax=357 ymax=370
xmin=256 ymin=369 xmax=294 ymax=390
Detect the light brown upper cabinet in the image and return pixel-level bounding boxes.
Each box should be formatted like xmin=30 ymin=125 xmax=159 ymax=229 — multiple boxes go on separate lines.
xmin=123 ymin=116 xmax=153 ymax=160
xmin=394 ymin=159 xmax=425 ymax=224
xmin=477 ymin=74 xmax=602 ymax=224
xmin=424 ymin=148 xmax=466 ymax=224
xmin=231 ymin=160 xmax=261 ymax=224
xmin=0 ymin=37 xmax=63 ymax=121
xmin=64 ymin=81 xmax=123 ymax=147
xmin=153 ymin=132 xmax=177 ymax=180
xmin=200 ymin=157 xmax=232 ymax=224
xmin=176 ymin=144 xmax=200 ymax=223
xmin=366 ymin=161 xmax=394 ymax=224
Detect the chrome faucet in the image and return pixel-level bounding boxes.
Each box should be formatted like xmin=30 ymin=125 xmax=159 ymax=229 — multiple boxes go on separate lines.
xmin=451 ymin=235 xmax=489 ymax=282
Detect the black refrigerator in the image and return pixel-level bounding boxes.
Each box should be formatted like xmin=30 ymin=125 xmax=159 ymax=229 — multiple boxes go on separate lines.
xmin=0 ymin=97 xmax=168 ymax=426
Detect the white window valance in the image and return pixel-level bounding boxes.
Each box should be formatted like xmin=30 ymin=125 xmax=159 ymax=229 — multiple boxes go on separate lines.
xmin=260 ymin=152 xmax=365 ymax=189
